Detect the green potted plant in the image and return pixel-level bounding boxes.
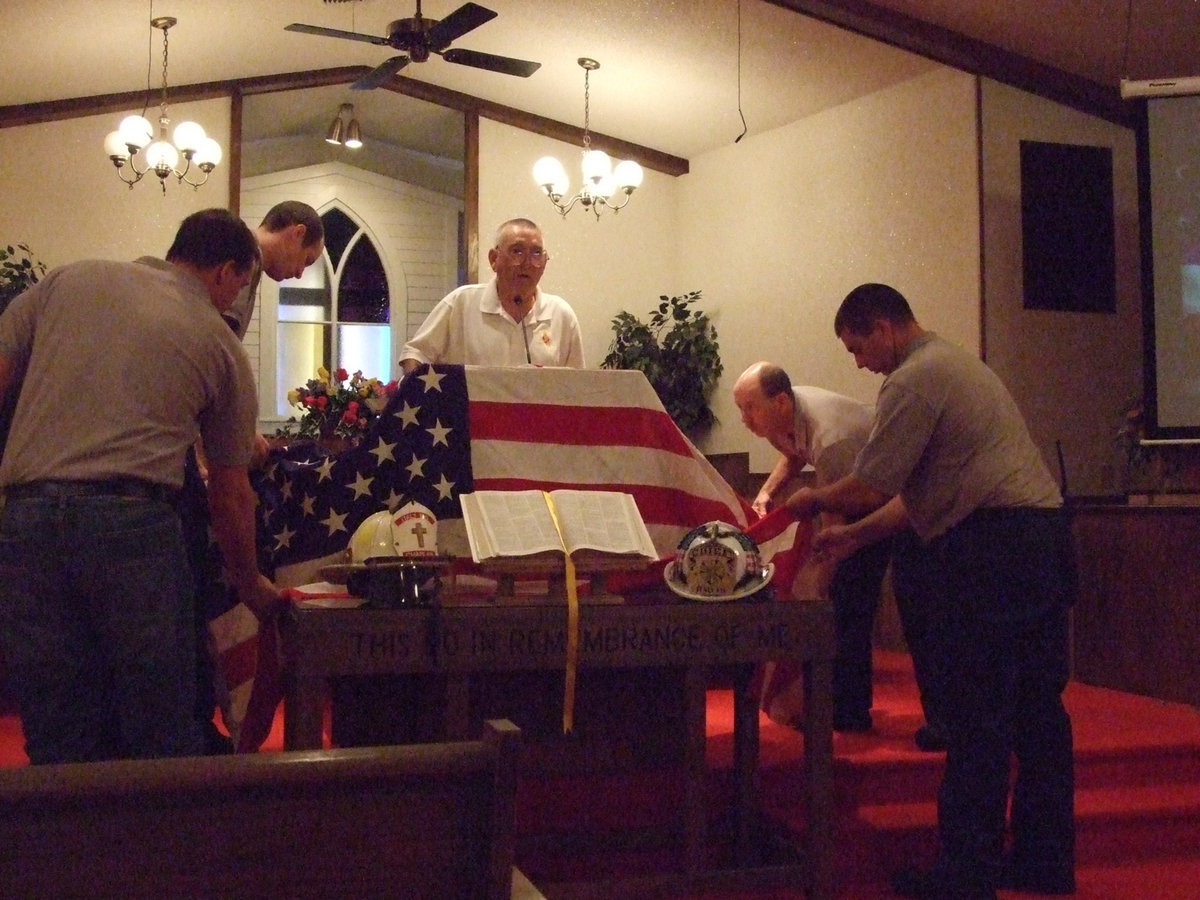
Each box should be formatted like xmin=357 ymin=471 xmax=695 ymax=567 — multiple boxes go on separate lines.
xmin=0 ymin=243 xmax=47 ymax=315
xmin=0 ymin=244 xmax=46 ymax=456
xmin=601 ymin=290 xmax=723 ymax=434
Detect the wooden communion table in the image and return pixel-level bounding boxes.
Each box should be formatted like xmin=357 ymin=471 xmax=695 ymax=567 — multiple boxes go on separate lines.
xmin=280 ymin=587 xmax=835 ymax=899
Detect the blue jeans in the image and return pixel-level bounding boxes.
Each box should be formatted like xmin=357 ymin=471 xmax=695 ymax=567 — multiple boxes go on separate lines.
xmin=0 ymin=493 xmax=203 ymax=763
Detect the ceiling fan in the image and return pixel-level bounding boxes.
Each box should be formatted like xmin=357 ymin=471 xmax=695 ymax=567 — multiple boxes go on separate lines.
xmin=285 ymin=1 xmax=541 ymax=90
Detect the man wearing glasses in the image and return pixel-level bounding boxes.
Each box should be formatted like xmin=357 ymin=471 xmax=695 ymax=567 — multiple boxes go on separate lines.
xmin=399 ymin=217 xmax=585 ymax=373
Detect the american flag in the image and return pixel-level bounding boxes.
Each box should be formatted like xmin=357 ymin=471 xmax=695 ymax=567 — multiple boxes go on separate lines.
xmin=210 ymin=365 xmax=809 ymax=751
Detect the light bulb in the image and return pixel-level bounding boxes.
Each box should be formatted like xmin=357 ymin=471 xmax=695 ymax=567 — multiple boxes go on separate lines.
xmin=118 ymin=115 xmax=154 ymax=151
xmin=193 ymin=137 xmax=222 ymax=169
xmin=173 ymin=121 xmax=206 ymax=153
xmin=581 ymin=149 xmax=612 ymax=185
xmin=104 ymin=130 xmax=131 ymax=160
xmin=145 ymin=139 xmax=179 ymax=173
xmin=613 ymin=159 xmax=644 ymax=191
xmin=594 ymin=174 xmax=616 ymax=200
xmin=324 ymin=116 xmax=343 ymax=145
xmin=533 ymin=156 xmax=569 ymax=196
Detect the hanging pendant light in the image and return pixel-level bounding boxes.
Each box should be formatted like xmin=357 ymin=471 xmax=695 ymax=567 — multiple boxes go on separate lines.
xmin=324 ymin=103 xmax=364 ymax=149
xmin=102 ymin=17 xmax=221 ymax=194
xmin=533 ymin=58 xmax=643 ymax=220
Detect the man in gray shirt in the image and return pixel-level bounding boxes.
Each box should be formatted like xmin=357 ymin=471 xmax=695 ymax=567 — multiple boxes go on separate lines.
xmin=787 ymin=283 xmax=1075 ymax=899
xmin=0 ymin=209 xmax=280 ymax=764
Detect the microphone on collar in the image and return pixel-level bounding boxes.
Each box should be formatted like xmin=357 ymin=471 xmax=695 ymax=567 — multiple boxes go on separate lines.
xmin=516 ymin=297 xmax=532 ymax=363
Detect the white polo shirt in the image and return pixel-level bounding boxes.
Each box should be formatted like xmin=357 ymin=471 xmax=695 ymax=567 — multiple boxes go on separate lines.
xmin=400 ymin=278 xmax=585 ymax=369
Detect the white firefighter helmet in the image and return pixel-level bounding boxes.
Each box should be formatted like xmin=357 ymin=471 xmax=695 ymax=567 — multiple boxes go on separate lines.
xmin=666 ymin=520 xmax=770 ymax=600
xmin=348 ymin=509 xmax=397 ymax=563
xmin=347 ymin=501 xmax=438 ymax=563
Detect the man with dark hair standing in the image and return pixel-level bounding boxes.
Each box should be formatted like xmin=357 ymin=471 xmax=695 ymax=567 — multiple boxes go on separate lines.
xmin=787 ymin=283 xmax=1076 ymax=899
xmin=0 ymin=208 xmax=281 ymax=764
xmin=221 ymin=200 xmax=325 ymax=339
xmin=732 ymin=360 xmax=890 ymax=733
xmin=181 ymin=200 xmax=323 ymax=753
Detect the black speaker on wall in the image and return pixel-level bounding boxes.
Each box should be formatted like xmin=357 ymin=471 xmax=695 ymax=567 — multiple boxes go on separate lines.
xmin=1019 ymin=140 xmax=1116 ymax=313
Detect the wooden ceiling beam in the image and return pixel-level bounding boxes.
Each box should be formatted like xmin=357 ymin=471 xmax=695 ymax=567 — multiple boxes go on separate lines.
xmin=0 ymin=67 xmax=689 ymax=179
xmin=766 ymin=0 xmax=1136 ymax=127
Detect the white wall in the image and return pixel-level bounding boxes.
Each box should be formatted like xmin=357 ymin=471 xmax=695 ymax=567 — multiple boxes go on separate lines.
xmin=979 ymin=79 xmax=1140 ymax=496
xmin=679 ymin=67 xmax=981 ymax=473
xmin=0 ymin=98 xmax=231 ymax=269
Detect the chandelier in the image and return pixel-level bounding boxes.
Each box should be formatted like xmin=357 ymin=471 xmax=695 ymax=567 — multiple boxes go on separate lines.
xmin=533 ymin=58 xmax=644 ymax=220
xmin=102 ymin=17 xmax=222 ymax=193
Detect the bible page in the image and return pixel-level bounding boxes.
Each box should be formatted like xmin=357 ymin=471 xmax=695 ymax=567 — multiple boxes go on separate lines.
xmin=547 ymin=490 xmax=657 ymax=559
xmin=461 ymin=490 xmax=565 ymax=561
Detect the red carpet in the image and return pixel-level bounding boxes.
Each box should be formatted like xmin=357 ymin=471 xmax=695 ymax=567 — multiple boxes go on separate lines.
xmin=3 ymin=650 xmax=1199 ymax=898
xmin=777 ymin=651 xmax=1200 ymax=899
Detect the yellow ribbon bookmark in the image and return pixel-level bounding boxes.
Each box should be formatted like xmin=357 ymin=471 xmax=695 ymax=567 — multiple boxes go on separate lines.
xmin=543 ymin=490 xmax=579 ymax=733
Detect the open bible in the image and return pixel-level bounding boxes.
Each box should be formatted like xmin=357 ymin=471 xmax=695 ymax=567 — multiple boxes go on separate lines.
xmin=460 ymin=489 xmax=658 ymax=564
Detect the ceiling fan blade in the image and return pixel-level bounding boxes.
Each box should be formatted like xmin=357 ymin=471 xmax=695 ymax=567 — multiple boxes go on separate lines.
xmin=426 ymin=3 xmax=497 ymax=51
xmin=440 ymin=48 xmax=541 ymax=78
xmin=351 ymin=55 xmax=412 ymax=90
xmin=285 ymin=23 xmax=391 ymax=47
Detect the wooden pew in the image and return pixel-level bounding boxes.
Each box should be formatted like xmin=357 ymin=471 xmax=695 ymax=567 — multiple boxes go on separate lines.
xmin=0 ymin=719 xmax=541 ymax=900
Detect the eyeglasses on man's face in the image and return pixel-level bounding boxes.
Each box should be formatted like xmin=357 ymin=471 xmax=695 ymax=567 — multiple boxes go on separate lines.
xmin=500 ymin=246 xmax=549 ymax=266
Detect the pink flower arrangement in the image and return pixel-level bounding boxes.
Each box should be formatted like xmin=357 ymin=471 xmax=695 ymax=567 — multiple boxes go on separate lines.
xmin=285 ymin=366 xmax=397 ymax=441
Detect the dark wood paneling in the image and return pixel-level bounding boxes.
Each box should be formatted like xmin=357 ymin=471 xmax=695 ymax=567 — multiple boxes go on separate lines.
xmin=1071 ymin=504 xmax=1200 ymax=705
xmin=705 ymin=451 xmax=750 ymax=499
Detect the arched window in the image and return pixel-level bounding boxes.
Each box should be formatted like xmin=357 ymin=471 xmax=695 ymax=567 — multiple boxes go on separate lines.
xmin=273 ymin=207 xmax=392 ymax=416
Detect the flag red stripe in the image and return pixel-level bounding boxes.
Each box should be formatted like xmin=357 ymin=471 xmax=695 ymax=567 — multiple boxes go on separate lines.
xmin=236 ymin=622 xmax=281 ymax=753
xmin=472 ymin=477 xmax=748 ymax=528
xmin=746 ymin=507 xmax=801 ymax=545
xmin=219 ymin=635 xmax=259 ymax=692
xmin=469 ymin=400 xmax=695 ymax=457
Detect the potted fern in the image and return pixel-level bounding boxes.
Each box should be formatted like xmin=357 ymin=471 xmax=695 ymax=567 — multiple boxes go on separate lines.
xmin=0 ymin=243 xmax=46 ymax=315
xmin=601 ymin=290 xmax=723 ymax=435
xmin=0 ymin=243 xmax=46 ymax=456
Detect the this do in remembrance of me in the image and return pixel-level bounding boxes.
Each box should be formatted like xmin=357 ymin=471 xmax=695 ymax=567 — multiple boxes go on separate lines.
xmin=461 ymin=490 xmax=658 ymax=562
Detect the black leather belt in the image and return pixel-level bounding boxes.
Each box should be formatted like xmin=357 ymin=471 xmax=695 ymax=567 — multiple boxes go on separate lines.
xmin=3 ymin=479 xmax=178 ymax=504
